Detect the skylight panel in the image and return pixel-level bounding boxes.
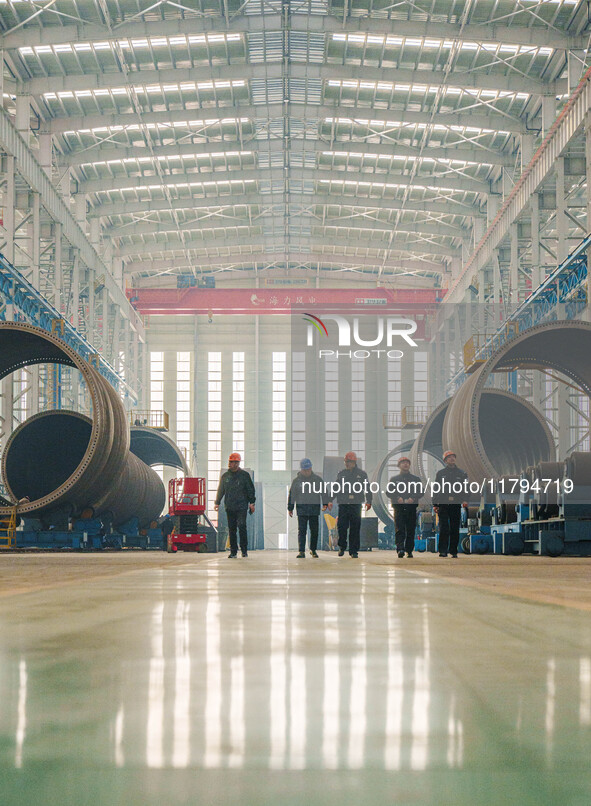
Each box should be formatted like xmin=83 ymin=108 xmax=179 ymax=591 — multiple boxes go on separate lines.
xmin=19 ymin=33 xmax=242 ymax=57
xmin=331 ymin=33 xmax=553 ymax=57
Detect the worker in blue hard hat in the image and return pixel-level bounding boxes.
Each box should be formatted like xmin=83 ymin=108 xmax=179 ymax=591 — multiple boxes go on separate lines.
xmin=288 ymin=458 xmax=329 ymax=559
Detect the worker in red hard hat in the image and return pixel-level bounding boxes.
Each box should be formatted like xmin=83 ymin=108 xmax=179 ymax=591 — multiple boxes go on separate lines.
xmin=214 ymin=452 xmax=256 ymax=558
xmin=386 ymin=456 xmax=424 ymax=559
xmin=432 ymin=450 xmax=468 ymax=558
xmin=327 ymin=451 xmax=372 ymax=558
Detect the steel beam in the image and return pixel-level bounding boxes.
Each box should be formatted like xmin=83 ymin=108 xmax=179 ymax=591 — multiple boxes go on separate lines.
xmin=63 ymin=136 xmax=514 ymax=169
xmin=79 ymin=165 xmax=489 ymax=196
xmin=123 ymin=252 xmax=444 ymax=273
xmin=23 ymin=60 xmax=560 ymax=96
xmin=446 ymin=66 xmax=591 ymax=304
xmin=0 ymin=108 xmax=145 ymax=337
xmin=90 ymin=191 xmax=482 ymax=219
xmin=2 ymin=12 xmax=583 ymax=50
xmin=48 ymin=101 xmax=526 ymax=135
xmin=115 ymin=233 xmax=459 ymax=258
xmin=110 ymin=212 xmax=466 ymax=240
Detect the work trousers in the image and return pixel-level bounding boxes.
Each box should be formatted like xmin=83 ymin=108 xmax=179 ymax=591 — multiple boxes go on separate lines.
xmin=226 ymin=508 xmax=248 ymax=554
xmin=393 ymin=505 xmax=417 ymax=553
xmin=337 ymin=503 xmax=362 ymax=554
xmin=437 ymin=504 xmax=461 ymax=555
xmin=296 ymin=505 xmax=320 ymax=552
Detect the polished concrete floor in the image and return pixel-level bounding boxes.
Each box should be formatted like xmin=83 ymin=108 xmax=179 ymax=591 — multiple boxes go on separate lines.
xmin=1 ymin=550 xmax=591 ymax=805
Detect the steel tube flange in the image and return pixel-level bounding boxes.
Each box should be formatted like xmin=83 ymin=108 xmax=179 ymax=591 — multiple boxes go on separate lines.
xmin=0 ymin=323 xmax=164 ymax=524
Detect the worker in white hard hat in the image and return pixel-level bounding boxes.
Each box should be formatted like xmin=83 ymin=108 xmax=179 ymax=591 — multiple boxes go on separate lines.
xmin=432 ymin=450 xmax=468 ymax=558
xmin=386 ymin=456 xmax=423 ymax=559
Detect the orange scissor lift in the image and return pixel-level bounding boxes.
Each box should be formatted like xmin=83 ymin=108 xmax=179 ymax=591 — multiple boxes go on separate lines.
xmin=167 ymin=477 xmax=214 ymax=553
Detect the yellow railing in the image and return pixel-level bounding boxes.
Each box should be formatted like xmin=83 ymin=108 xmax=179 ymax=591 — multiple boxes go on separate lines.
xmin=382 ymin=413 xmax=402 ymax=429
xmin=129 ymin=410 xmax=170 ymax=431
xmin=401 ymin=407 xmax=429 ymax=428
xmin=0 ymin=507 xmax=17 ymax=549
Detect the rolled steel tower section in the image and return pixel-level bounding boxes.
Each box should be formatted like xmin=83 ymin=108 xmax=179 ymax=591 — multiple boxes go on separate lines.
xmin=439 ymin=320 xmax=591 ymax=480
xmin=566 ymin=451 xmax=591 ymax=485
xmin=130 ymin=426 xmax=189 ymax=474
xmin=442 ymin=384 xmax=555 ymax=483
xmin=4 ymin=411 xmax=165 ymax=525
xmin=408 ymin=398 xmax=450 ymax=481
xmin=0 ymin=323 xmax=165 ymax=525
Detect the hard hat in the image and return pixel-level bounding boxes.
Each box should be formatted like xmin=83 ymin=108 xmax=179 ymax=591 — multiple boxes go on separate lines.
xmin=229 ymin=452 xmax=241 ymax=462
xmin=300 ymin=458 xmax=312 ymax=470
xmin=397 ymin=456 xmax=411 ymax=466
xmin=443 ymin=450 xmax=456 ymax=461
xmin=344 ymin=451 xmax=357 ymax=462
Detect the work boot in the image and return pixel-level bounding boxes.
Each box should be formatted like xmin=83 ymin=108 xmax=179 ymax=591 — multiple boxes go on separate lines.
xmin=407 ymin=552 xmax=413 ymax=558
xmin=228 ymin=552 xmax=237 ymax=559
xmin=296 ymin=552 xmax=305 ymax=559
xmin=350 ymin=552 xmax=358 ymax=558
xmin=241 ymin=550 xmax=248 ymax=558
xmin=397 ymin=550 xmax=405 ymax=559
xmin=310 ymin=550 xmax=319 ymax=558
xmin=338 ymin=548 xmax=345 ymax=557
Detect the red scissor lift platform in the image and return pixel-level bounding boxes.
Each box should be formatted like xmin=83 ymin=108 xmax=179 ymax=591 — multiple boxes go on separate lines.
xmin=167 ymin=477 xmax=214 ymax=552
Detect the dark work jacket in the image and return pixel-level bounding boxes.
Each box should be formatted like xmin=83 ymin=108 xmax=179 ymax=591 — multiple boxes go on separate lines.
xmin=386 ymin=472 xmax=424 ymax=507
xmin=288 ymin=472 xmax=328 ymax=511
xmin=433 ymin=465 xmax=469 ymax=506
xmin=215 ymin=468 xmax=256 ymax=511
xmin=330 ymin=465 xmax=372 ymax=507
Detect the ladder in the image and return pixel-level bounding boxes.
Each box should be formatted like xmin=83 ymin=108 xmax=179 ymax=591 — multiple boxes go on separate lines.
xmin=0 ymin=506 xmax=17 ymax=549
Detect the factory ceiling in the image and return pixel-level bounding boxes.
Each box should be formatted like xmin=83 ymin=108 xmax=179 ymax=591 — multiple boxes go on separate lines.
xmin=1 ymin=0 xmax=589 ymax=286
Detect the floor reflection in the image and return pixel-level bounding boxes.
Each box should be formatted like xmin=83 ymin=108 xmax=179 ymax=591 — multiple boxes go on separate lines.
xmin=1 ymin=555 xmax=591 ymax=785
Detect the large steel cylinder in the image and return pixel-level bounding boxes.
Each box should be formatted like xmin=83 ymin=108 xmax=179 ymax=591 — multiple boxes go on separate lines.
xmin=3 ymin=411 xmax=165 ymax=526
xmin=566 ymin=451 xmax=591 ymax=485
xmin=0 ymin=323 xmax=165 ymax=525
xmin=408 ymin=398 xmax=450 ymax=481
xmin=441 ymin=320 xmax=591 ymax=480
xmin=442 ymin=383 xmax=555 ymax=483
xmin=130 ymin=426 xmax=189 ymax=474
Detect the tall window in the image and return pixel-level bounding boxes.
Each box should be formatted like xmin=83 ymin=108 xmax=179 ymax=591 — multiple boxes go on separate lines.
xmin=292 ymin=352 xmax=306 ymax=468
xmin=208 ymin=352 xmax=222 ymax=517
xmin=571 ymin=392 xmax=590 ymax=452
xmin=325 ymin=355 xmax=339 ymax=455
xmin=150 ymin=352 xmax=164 ymax=410
xmin=177 ymin=352 xmax=191 ymax=470
xmin=414 ymin=352 xmax=428 ymax=418
xmin=13 ymin=369 xmax=28 ymax=424
xmin=150 ymin=352 xmax=164 ymax=479
xmin=233 ymin=352 xmax=245 ymax=454
xmin=387 ymin=358 xmax=402 ymax=452
xmin=272 ymin=352 xmax=286 ymax=471
xmin=351 ymin=358 xmax=365 ymax=462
